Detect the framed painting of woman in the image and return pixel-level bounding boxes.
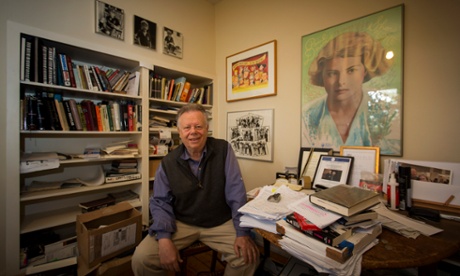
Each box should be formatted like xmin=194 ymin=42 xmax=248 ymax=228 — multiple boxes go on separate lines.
xmin=301 ymin=5 xmax=403 ymax=156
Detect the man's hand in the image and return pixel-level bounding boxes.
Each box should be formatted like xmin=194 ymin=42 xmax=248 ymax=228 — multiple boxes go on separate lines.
xmin=158 ymin=238 xmax=182 ymax=272
xmin=234 ymin=236 xmax=259 ymax=264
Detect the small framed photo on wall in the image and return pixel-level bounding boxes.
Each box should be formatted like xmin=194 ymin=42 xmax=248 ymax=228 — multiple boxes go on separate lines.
xmin=133 ymin=15 xmax=156 ymax=50
xmin=95 ymin=0 xmax=124 ymax=40
xmin=163 ymin=27 xmax=183 ymax=58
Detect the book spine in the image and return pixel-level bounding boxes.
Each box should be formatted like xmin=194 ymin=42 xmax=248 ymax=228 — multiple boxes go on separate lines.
xmin=88 ymin=66 xmax=101 ymax=91
xmin=49 ymin=47 xmax=56 ymax=84
xmin=92 ymin=66 xmax=105 ymax=91
xmin=26 ymin=95 xmax=38 ymax=130
xmin=94 ymin=104 xmax=104 ymax=131
xmin=80 ymin=100 xmax=93 ymax=131
xmin=136 ymin=104 xmax=142 ymax=131
xmin=111 ymin=101 xmax=121 ymax=131
xmin=76 ymin=102 xmax=87 ymax=131
xmin=68 ymin=99 xmax=82 ymax=131
xmin=63 ymin=100 xmax=76 ymax=130
xmin=105 ymin=173 xmax=141 ymax=183
xmin=54 ymin=95 xmax=69 ymax=131
xmin=88 ymin=100 xmax=99 ymax=131
xmin=77 ymin=65 xmax=89 ymax=90
xmin=105 ymin=102 xmax=114 ymax=131
xmin=100 ymin=104 xmax=110 ymax=131
xmin=24 ymin=41 xmax=32 ymax=81
xmin=58 ymin=54 xmax=71 ymax=87
xmin=127 ymin=103 xmax=134 ymax=131
xmin=83 ymin=65 xmax=94 ymax=91
xmin=46 ymin=93 xmax=62 ymax=130
xmin=35 ymin=94 xmax=47 ymax=130
xmin=72 ymin=63 xmax=82 ymax=89
xmin=180 ymin=82 xmax=191 ymax=102
xmin=41 ymin=44 xmax=48 ymax=84
xmin=66 ymin=56 xmax=76 ymax=88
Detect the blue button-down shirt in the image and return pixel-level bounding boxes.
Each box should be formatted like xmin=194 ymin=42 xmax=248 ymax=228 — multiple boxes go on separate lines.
xmin=149 ymin=143 xmax=251 ymax=239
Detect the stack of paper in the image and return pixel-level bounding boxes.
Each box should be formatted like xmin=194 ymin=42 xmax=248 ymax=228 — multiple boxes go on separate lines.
xmin=238 ymin=185 xmax=306 ymax=233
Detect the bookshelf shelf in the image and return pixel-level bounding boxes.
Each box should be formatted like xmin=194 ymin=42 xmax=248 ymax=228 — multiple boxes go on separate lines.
xmin=20 ymin=180 xmax=141 ymax=202
xmin=21 ymin=80 xmax=142 ymax=101
xmin=25 ymin=257 xmax=77 ymax=275
xmin=21 ymin=205 xmax=81 ymax=234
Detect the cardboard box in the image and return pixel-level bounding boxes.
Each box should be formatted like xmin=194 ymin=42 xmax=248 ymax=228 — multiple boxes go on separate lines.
xmin=76 ymin=202 xmax=141 ymax=270
xmin=96 ymin=255 xmax=134 ymax=276
xmin=149 ymin=159 xmax=161 ymax=178
xmin=45 ymin=236 xmax=77 ymax=262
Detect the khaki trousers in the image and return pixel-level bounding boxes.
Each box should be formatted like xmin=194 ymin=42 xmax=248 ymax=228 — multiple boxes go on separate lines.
xmin=131 ymin=219 xmax=259 ymax=276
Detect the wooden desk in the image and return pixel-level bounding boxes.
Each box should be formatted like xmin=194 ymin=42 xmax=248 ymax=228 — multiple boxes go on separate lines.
xmin=255 ymin=217 xmax=460 ymax=275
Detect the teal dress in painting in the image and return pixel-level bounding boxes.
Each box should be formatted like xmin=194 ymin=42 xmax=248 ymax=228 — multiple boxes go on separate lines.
xmin=302 ymin=93 xmax=400 ymax=155
xmin=302 ymin=94 xmax=371 ymax=148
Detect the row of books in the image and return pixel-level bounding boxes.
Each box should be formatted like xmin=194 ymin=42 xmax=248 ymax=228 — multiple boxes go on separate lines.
xmin=20 ymin=34 xmax=140 ymax=95
xmin=21 ymin=91 xmax=141 ymax=132
xmin=149 ymin=74 xmax=212 ymax=105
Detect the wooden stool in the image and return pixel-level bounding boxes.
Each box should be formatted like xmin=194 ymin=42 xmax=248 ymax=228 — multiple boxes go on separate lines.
xmin=177 ymin=241 xmax=219 ymax=276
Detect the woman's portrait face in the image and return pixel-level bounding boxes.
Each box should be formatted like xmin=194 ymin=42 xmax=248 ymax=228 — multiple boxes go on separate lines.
xmin=321 ymin=56 xmax=366 ymax=103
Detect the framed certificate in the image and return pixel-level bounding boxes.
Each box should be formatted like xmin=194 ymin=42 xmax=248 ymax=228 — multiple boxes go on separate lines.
xmin=340 ymin=146 xmax=380 ymax=187
xmin=312 ymin=155 xmax=354 ymax=189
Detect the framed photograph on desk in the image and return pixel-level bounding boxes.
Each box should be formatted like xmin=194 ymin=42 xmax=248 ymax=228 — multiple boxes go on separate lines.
xmin=312 ymin=155 xmax=354 ymax=189
xmin=340 ymin=146 xmax=380 ymax=187
xmin=297 ymin=147 xmax=333 ymax=185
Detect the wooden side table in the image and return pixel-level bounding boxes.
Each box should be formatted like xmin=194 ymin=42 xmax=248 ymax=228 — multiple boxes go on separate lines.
xmin=255 ymin=217 xmax=460 ymax=275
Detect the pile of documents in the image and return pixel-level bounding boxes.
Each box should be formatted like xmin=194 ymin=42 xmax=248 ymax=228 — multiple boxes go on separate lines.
xmin=239 ymin=185 xmax=306 ymax=233
xmin=239 ymin=184 xmax=383 ymax=275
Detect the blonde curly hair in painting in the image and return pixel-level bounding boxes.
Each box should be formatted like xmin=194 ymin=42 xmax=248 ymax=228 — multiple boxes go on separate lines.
xmin=308 ymin=32 xmax=392 ymax=86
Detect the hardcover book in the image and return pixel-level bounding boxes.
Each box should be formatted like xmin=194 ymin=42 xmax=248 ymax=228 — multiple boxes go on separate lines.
xmin=309 ymin=184 xmax=380 ymax=217
xmin=285 ymin=212 xmax=321 ymax=231
xmin=336 ymin=210 xmax=378 ymax=226
xmin=79 ymin=196 xmax=115 ymax=213
xmin=285 ymin=215 xmax=352 ymax=247
xmin=105 ymin=173 xmax=141 ymax=184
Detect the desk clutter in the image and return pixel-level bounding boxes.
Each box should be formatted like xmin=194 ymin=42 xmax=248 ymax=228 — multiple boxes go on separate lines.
xmin=241 ymin=183 xmax=444 ymax=275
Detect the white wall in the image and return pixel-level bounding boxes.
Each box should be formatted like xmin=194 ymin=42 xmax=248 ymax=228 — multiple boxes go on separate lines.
xmin=213 ymin=0 xmax=460 ymax=191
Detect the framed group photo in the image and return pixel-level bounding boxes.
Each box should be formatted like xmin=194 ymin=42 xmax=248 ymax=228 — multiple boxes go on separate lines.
xmin=226 ymin=40 xmax=277 ymax=102
xmin=300 ymin=5 xmax=404 ymax=156
xmin=95 ymin=0 xmax=124 ymax=40
xmin=227 ymin=109 xmax=274 ymax=162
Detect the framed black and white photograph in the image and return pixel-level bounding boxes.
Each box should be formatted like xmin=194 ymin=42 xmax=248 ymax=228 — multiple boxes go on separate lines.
xmin=312 ymin=155 xmax=354 ymax=189
xmin=95 ymin=0 xmax=124 ymax=40
xmin=227 ymin=109 xmax=274 ymax=162
xmin=133 ymin=15 xmax=156 ymax=50
xmin=163 ymin=27 xmax=183 ymax=58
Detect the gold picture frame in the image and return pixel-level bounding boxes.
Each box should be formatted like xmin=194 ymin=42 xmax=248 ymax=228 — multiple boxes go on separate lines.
xmin=226 ymin=40 xmax=277 ymax=102
xmin=340 ymin=146 xmax=380 ymax=187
